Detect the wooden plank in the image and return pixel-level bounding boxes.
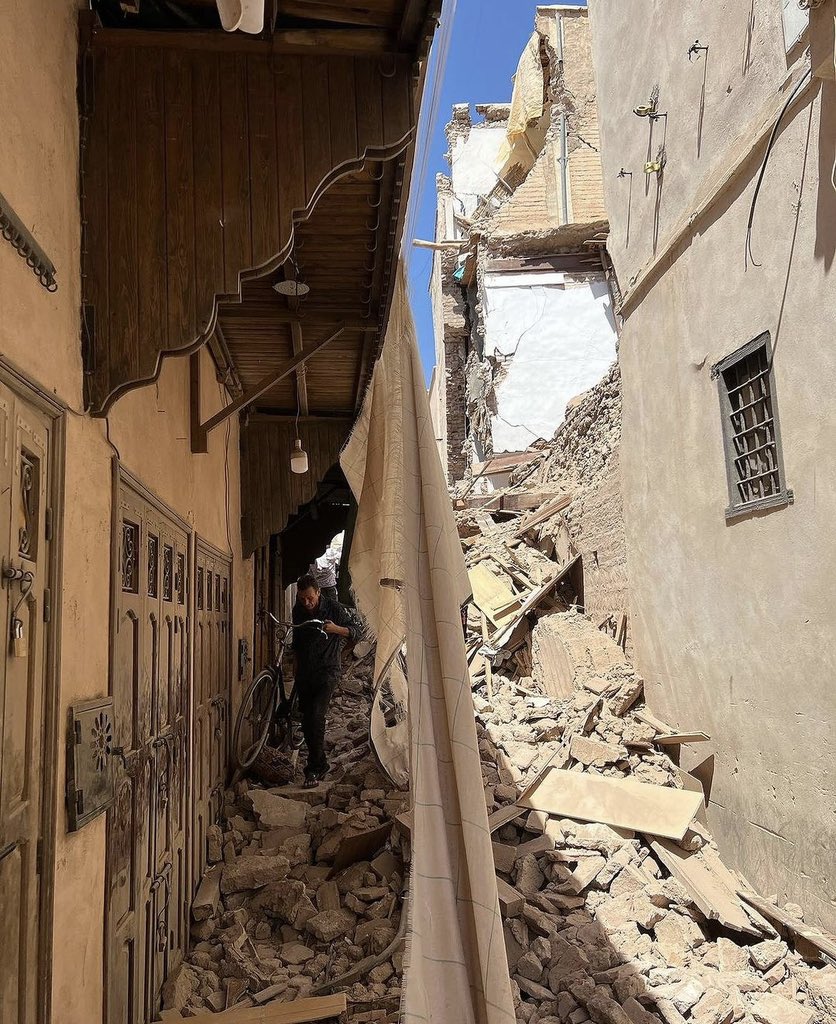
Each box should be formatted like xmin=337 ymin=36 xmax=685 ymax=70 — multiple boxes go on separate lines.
xmin=275 ymin=55 xmax=306 ymax=241
xmin=513 ymin=493 xmax=573 ymax=538
xmin=327 ymin=57 xmax=358 ymax=166
xmin=490 ymin=558 xmax=579 ymax=650
xmin=496 ymin=877 xmax=524 ymax=918
xmin=737 ymin=891 xmax=836 ymax=962
xmin=165 ymin=51 xmax=197 ymax=350
xmin=655 ymin=732 xmax=711 ymax=746
xmin=648 ymin=839 xmax=761 ymax=936
xmin=302 ymin=56 xmax=332 ymax=198
xmin=219 ymin=53 xmax=251 ymax=295
xmin=487 ymin=804 xmax=525 ymax=833
xmin=107 ymin=47 xmax=139 ymax=383
xmin=247 ymin=55 xmax=281 ymax=269
xmin=184 ymin=992 xmax=347 ymax=1022
xmin=135 ymin=49 xmax=167 ymax=366
xmin=191 ymin=52 xmax=225 ymax=333
xmin=519 ymin=767 xmax=702 ymax=842
xmin=480 ymin=611 xmax=493 ymax=701
xmin=468 ymin=563 xmax=521 ymax=630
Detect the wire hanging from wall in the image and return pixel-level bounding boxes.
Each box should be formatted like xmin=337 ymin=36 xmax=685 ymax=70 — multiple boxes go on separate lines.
xmin=745 ymin=64 xmax=812 ymax=269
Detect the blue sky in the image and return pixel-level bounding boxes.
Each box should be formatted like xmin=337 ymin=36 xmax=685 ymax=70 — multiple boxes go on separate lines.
xmin=406 ymin=0 xmax=586 ymax=382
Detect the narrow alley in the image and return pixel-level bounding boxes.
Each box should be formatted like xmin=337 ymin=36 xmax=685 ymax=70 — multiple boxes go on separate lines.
xmin=0 ymin=3 xmax=834 ymax=1024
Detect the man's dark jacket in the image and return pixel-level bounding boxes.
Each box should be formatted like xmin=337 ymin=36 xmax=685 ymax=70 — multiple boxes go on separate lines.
xmin=292 ymin=595 xmax=361 ymax=683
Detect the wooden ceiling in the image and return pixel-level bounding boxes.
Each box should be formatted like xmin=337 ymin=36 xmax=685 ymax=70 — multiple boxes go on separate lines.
xmin=215 ymin=159 xmax=402 ymax=416
xmin=91 ymin=0 xmax=433 ymax=52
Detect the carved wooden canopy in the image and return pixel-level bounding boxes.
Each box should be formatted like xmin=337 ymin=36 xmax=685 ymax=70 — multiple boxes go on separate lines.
xmin=79 ymin=2 xmax=437 ymax=415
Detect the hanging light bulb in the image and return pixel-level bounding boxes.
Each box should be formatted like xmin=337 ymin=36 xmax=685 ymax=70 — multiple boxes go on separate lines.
xmin=290 ymin=438 xmax=308 ymax=475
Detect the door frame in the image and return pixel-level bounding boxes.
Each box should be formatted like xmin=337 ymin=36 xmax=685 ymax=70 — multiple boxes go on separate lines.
xmin=0 ymin=355 xmax=66 ymax=1024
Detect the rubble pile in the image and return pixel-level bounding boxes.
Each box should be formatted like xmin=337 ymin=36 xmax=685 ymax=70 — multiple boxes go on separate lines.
xmin=165 ymin=650 xmax=410 ymax=1022
xmin=459 ymin=500 xmax=836 ymax=1024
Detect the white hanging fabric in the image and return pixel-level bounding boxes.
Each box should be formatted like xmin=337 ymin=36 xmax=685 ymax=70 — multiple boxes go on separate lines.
xmin=340 ymin=263 xmax=515 ymax=1024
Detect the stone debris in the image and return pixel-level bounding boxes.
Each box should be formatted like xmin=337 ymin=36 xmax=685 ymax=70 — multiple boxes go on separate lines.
xmin=456 ymin=489 xmax=836 ymax=1024
xmin=171 ymin=649 xmax=409 ymax=1021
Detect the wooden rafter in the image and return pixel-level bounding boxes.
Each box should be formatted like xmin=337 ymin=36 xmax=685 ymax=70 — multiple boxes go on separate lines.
xmin=191 ymin=324 xmax=345 ymax=452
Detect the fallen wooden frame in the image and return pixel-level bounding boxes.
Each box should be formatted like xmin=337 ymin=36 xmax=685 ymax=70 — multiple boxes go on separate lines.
xmin=737 ymin=890 xmax=836 ymax=963
xmin=513 ymin=493 xmax=572 ymax=539
xmin=181 ymin=993 xmax=347 ymax=1023
xmin=489 ymin=556 xmax=580 ymax=652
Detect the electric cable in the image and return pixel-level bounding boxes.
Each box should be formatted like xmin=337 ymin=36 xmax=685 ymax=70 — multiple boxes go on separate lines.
xmin=746 ymin=63 xmax=812 ymax=268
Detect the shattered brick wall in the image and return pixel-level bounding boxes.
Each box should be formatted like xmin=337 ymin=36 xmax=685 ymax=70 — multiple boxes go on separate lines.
xmin=514 ymin=361 xmax=629 ymax=647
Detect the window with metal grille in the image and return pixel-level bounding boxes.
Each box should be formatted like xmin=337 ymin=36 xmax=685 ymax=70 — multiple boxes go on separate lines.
xmin=712 ymin=333 xmax=791 ymax=519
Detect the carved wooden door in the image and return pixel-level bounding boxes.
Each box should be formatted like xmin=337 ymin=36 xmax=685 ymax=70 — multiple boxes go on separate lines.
xmin=192 ymin=540 xmax=231 ymax=890
xmin=107 ymin=477 xmax=190 ymax=1024
xmin=0 ymin=384 xmax=52 ymax=1024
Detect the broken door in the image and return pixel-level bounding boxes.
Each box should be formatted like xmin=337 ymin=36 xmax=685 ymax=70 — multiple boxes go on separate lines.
xmin=192 ymin=538 xmax=231 ymax=890
xmin=0 ymin=383 xmax=52 ymax=1024
xmin=106 ymin=473 xmax=191 ymax=1024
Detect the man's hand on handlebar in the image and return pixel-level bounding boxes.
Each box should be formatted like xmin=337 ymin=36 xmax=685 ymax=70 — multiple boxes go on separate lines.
xmin=322 ymin=620 xmax=350 ymax=638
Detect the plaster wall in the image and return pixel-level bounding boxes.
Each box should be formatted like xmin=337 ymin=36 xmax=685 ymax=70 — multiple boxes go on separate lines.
xmin=590 ymin=0 xmax=836 ymax=928
xmin=0 ymin=2 xmax=253 ymax=1019
xmin=482 ymin=271 xmax=617 ymax=452
xmin=449 ymin=121 xmax=508 ymax=219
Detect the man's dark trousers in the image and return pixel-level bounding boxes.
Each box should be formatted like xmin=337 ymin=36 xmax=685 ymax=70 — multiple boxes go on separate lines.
xmin=297 ymin=671 xmax=338 ymax=776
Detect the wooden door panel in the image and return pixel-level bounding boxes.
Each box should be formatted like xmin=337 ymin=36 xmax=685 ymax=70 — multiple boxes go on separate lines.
xmin=107 ymin=479 xmax=191 ymax=1024
xmin=0 ymin=386 xmax=51 ymax=1024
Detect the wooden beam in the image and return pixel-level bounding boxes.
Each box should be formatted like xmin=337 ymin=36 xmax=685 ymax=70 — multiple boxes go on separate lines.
xmin=90 ymin=25 xmax=399 ymax=55
xmin=291 ymin=321 xmax=309 ymax=416
xmin=190 ymin=352 xmax=208 ymax=454
xmin=192 ymin=324 xmax=344 ymax=451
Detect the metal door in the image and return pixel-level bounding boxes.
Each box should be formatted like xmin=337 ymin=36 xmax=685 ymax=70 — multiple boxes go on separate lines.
xmin=106 ymin=475 xmax=190 ymax=1024
xmin=0 ymin=383 xmax=52 ymax=1024
xmin=192 ymin=540 xmax=231 ymax=890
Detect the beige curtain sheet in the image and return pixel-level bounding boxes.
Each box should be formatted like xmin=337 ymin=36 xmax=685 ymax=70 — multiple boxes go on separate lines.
xmin=340 ymin=265 xmax=515 ymax=1024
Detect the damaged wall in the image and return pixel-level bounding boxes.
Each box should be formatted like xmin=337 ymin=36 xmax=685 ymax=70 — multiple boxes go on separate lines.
xmin=590 ymin=0 xmax=836 ymax=930
xmin=431 ymin=6 xmax=616 ymax=482
xmin=480 ymin=268 xmax=617 ymax=453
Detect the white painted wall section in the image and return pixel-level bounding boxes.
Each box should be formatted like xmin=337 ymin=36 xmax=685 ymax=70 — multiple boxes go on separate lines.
xmin=450 ymin=123 xmax=507 ymax=219
xmin=484 ymin=272 xmax=617 ymax=452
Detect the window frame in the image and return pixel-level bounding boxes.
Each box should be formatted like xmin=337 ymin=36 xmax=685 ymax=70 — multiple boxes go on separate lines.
xmin=711 ymin=331 xmax=793 ymax=521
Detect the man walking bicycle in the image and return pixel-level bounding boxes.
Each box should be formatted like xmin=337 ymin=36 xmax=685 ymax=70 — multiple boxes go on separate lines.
xmin=292 ymin=573 xmax=361 ymax=786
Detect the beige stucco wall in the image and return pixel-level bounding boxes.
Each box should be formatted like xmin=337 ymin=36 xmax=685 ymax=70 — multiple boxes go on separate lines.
xmin=590 ymin=0 xmax=836 ymax=929
xmin=0 ymin=1 xmax=253 ymax=1020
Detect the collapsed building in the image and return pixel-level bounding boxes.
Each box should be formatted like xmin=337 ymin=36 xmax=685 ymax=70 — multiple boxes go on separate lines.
xmin=429 ymin=5 xmax=619 ymax=484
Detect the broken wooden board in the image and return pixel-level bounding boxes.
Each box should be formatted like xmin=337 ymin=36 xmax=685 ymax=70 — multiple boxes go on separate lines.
xmin=496 ymin=876 xmax=524 ymax=917
xmin=468 ymin=562 xmax=523 ymax=629
xmin=487 ymin=803 xmax=525 ymax=833
xmin=737 ymin=890 xmax=836 ymax=963
xmin=183 ymin=993 xmax=347 ymax=1023
xmin=655 ymin=732 xmax=711 ymax=746
xmin=490 ymin=558 xmax=579 ymax=651
xmin=519 ymin=767 xmax=702 ymax=841
xmin=647 ymin=838 xmax=762 ymax=936
xmin=671 ymin=766 xmax=708 ymax=825
xmin=513 ymin=493 xmax=572 ymax=538
xmin=329 ymin=822 xmax=392 ymax=874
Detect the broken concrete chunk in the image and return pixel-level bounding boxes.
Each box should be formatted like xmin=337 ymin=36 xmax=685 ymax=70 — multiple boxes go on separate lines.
xmin=220 ymin=855 xmax=289 ymax=894
xmin=595 ymin=893 xmax=666 ymax=932
xmin=716 ymin=936 xmax=750 ymax=973
xmin=653 ymin=913 xmax=705 ymax=964
xmin=248 ymin=789 xmax=309 ymax=831
xmin=305 ymin=908 xmax=357 ymax=942
xmin=804 ymin=966 xmax=836 ymax=1019
xmin=584 ymin=988 xmax=634 ymax=1024
xmin=561 ymin=821 xmax=635 ymax=856
xmin=516 ymin=854 xmax=546 ymax=896
xmin=493 ymin=841 xmax=518 ymax=874
xmin=751 ymin=993 xmax=814 ymax=1024
xmin=160 ymin=962 xmax=199 ymax=1012
xmin=570 ymin=734 xmax=627 ymax=767
xmin=749 ymin=940 xmax=789 ymax=973
xmin=279 ymin=942 xmax=314 ymax=965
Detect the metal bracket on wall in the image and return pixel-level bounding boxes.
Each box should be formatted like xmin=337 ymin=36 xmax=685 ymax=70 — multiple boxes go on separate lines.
xmin=0 ymin=190 xmax=57 ymax=292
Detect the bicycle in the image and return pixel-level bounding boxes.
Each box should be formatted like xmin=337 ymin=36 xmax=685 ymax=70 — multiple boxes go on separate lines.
xmin=232 ymin=614 xmax=325 ymax=770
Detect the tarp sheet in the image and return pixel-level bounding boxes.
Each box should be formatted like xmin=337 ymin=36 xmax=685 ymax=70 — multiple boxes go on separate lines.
xmin=340 ymin=265 xmax=515 ymax=1024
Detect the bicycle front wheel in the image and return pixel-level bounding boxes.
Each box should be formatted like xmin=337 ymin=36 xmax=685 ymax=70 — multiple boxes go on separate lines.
xmin=232 ymin=668 xmax=277 ymax=769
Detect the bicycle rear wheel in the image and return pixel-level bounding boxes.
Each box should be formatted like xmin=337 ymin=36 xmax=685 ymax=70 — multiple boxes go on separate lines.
xmin=233 ymin=668 xmax=277 ymax=769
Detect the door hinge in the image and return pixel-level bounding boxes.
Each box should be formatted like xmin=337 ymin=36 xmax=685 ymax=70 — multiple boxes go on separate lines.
xmin=45 ymin=506 xmax=53 ymax=542
xmin=43 ymin=587 xmax=51 ymax=623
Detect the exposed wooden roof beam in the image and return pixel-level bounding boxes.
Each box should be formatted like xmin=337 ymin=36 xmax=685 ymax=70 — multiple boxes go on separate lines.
xmin=192 ymin=323 xmax=345 ymax=452
xmin=89 ymin=24 xmax=401 ymax=54
xmin=290 ymin=321 xmax=309 ymax=415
